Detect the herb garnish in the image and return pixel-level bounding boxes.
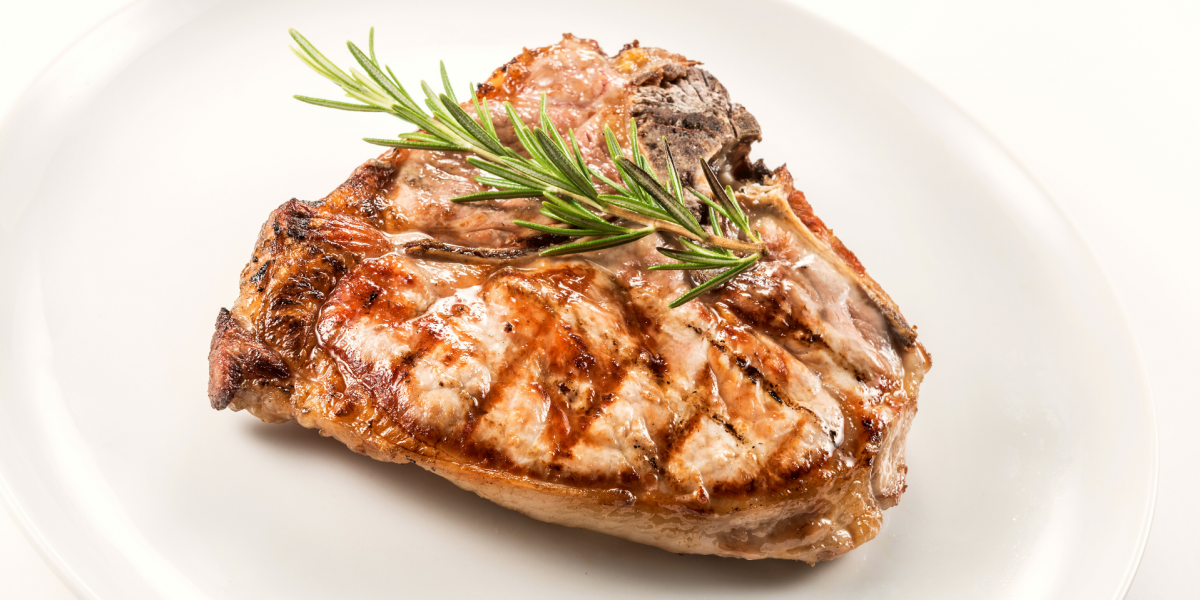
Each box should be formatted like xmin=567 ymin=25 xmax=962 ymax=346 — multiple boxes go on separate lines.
xmin=290 ymin=29 xmax=766 ymax=307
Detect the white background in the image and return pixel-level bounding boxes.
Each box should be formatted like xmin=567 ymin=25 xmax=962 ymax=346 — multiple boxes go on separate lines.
xmin=0 ymin=0 xmax=1194 ymax=597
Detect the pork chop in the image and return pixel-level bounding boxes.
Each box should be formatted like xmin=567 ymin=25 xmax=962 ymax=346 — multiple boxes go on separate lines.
xmin=208 ymin=34 xmax=930 ymax=562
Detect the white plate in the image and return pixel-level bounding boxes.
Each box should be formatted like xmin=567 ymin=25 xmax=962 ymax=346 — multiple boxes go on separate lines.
xmin=0 ymin=0 xmax=1156 ymax=598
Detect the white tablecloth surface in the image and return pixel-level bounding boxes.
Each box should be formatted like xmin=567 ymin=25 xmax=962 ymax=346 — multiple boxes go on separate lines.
xmin=2 ymin=0 xmax=1195 ymax=597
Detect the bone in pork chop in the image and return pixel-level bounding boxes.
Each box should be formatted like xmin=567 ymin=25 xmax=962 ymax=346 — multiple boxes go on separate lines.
xmin=207 ymin=35 xmax=930 ymax=562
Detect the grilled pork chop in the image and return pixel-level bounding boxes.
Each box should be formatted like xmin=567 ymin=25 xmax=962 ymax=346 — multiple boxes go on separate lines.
xmin=208 ymin=35 xmax=930 ymax=562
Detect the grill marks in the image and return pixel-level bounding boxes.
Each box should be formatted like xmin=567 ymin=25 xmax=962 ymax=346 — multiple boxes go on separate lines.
xmin=742 ymin=201 xmax=905 ymax=385
xmin=671 ymin=311 xmax=840 ymax=497
xmin=460 ymin=268 xmax=633 ymax=472
xmin=716 ymin=260 xmax=870 ymax=383
xmin=241 ymin=200 xmax=391 ymax=369
xmin=599 ymin=257 xmax=850 ymax=498
xmin=314 ymin=247 xmax=849 ymax=498
xmin=469 ymin=267 xmax=650 ymax=483
xmin=317 ymin=256 xmax=456 ymax=446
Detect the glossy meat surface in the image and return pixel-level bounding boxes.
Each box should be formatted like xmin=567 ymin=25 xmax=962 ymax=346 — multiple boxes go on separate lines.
xmin=208 ymin=35 xmax=930 ymax=562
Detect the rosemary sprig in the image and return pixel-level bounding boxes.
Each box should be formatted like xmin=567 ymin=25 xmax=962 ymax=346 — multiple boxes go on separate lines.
xmin=289 ymin=28 xmax=765 ymax=307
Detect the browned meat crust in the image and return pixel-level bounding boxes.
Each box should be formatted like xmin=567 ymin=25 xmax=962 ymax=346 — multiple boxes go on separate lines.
xmin=207 ymin=308 xmax=289 ymax=410
xmin=208 ymin=34 xmax=930 ymax=562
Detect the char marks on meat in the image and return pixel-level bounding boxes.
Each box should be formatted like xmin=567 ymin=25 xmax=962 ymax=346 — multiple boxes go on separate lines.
xmin=209 ymin=34 xmax=930 ymax=562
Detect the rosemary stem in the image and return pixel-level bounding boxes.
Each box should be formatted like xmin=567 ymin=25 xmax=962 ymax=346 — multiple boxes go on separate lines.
xmin=603 ymin=204 xmax=766 ymax=254
xmin=699 ymin=233 xmax=767 ymax=255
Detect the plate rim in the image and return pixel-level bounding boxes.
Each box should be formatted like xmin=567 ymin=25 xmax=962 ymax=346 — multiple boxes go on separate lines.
xmin=0 ymin=0 xmax=1158 ymax=597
